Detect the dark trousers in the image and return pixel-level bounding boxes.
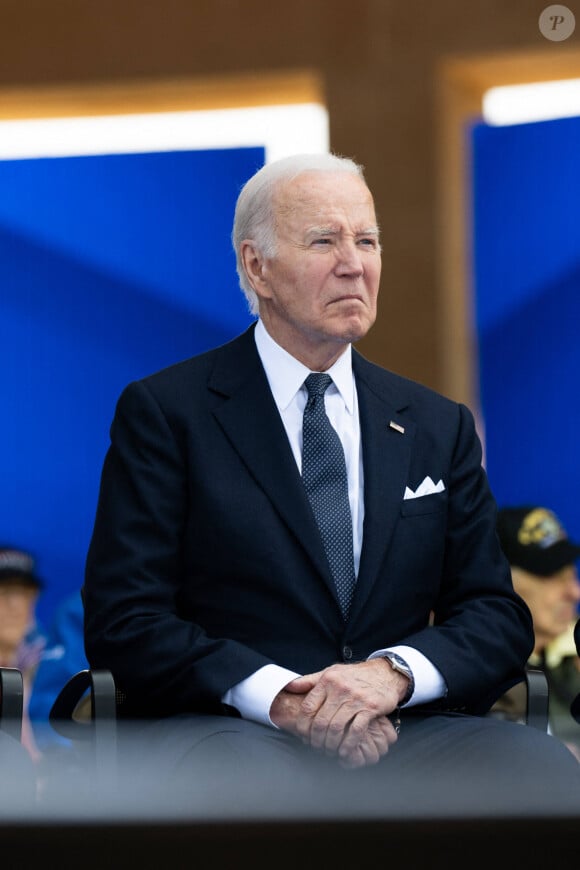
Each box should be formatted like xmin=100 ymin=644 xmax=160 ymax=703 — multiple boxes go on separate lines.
xmin=111 ymin=711 xmax=580 ymax=820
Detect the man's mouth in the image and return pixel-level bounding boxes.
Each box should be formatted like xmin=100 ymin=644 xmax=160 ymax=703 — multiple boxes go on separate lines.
xmin=331 ymin=294 xmax=363 ymax=304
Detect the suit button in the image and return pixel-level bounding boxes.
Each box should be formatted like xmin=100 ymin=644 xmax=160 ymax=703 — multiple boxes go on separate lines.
xmin=342 ymin=645 xmax=353 ymax=661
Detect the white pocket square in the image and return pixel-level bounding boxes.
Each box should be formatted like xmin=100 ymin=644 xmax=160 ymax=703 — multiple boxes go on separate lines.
xmin=404 ymin=476 xmax=445 ymax=500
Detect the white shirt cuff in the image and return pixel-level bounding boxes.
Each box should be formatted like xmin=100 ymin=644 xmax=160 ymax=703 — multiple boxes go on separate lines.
xmin=368 ymin=644 xmax=447 ymax=707
xmin=221 ymin=664 xmax=301 ymax=727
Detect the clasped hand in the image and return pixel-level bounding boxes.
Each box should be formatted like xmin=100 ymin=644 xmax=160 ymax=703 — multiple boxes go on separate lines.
xmin=269 ymin=658 xmax=406 ymax=769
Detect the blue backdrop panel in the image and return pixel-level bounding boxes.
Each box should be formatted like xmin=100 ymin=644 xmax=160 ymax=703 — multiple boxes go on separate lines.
xmin=471 ymin=116 xmax=580 ymax=539
xmin=0 ymin=146 xmax=263 ymax=627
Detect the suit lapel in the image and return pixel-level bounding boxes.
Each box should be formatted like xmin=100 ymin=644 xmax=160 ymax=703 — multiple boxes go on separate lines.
xmin=208 ymin=328 xmax=336 ymax=594
xmin=208 ymin=331 xmax=417 ymax=620
xmin=348 ymin=353 xmax=416 ymax=623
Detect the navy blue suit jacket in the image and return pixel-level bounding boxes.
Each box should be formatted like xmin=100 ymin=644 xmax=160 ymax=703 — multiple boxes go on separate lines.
xmin=83 ymin=325 xmax=533 ymax=717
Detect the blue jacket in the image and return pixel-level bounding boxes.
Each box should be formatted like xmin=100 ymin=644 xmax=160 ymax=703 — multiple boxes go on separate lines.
xmin=29 ymin=591 xmax=87 ymax=748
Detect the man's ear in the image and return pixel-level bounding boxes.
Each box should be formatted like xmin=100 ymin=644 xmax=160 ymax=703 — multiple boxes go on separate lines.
xmin=240 ymin=241 xmax=272 ymax=300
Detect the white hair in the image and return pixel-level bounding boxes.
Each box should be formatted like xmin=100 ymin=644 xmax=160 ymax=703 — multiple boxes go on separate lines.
xmin=231 ymin=152 xmax=366 ymax=315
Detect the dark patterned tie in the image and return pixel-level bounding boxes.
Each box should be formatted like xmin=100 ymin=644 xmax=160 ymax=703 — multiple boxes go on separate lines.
xmin=302 ymin=373 xmax=356 ymax=620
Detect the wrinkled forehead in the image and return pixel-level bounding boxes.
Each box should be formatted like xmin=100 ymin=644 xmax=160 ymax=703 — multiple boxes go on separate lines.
xmin=272 ymin=170 xmax=376 ymax=227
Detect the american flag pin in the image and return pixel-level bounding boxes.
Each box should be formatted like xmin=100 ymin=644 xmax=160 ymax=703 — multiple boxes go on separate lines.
xmin=389 ymin=421 xmax=405 ymax=434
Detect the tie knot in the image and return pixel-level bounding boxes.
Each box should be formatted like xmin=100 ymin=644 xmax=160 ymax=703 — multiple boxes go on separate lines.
xmin=304 ymin=372 xmax=333 ymax=399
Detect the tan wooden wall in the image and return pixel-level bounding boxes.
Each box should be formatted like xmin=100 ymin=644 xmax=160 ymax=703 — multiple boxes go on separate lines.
xmin=1 ymin=0 xmax=578 ymax=407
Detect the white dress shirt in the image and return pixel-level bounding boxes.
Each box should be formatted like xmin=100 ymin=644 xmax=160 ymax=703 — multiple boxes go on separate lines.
xmin=222 ymin=319 xmax=446 ymax=725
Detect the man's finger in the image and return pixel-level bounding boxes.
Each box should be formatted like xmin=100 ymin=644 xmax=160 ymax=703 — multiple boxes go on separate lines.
xmin=339 ymin=714 xmax=397 ymax=761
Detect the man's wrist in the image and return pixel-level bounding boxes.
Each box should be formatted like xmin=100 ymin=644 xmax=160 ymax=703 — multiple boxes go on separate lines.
xmin=222 ymin=664 xmax=301 ymax=727
xmin=382 ymin=652 xmax=415 ymax=705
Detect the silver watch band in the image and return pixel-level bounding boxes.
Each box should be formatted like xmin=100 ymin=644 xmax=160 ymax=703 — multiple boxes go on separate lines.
xmin=383 ymin=652 xmax=415 ymax=705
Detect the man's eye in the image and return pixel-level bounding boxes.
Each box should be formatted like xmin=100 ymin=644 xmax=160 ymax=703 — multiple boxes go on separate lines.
xmin=312 ymin=238 xmax=332 ymax=245
xmin=358 ymin=237 xmax=377 ymax=247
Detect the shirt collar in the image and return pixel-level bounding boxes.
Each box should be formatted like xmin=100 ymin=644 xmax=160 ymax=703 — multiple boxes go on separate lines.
xmin=543 ymin=622 xmax=578 ymax=669
xmin=254 ymin=318 xmax=355 ymax=413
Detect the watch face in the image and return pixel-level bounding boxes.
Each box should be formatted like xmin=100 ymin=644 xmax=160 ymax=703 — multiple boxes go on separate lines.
xmin=388 ymin=654 xmax=410 ymax=675
xmin=385 ymin=654 xmax=414 ymax=705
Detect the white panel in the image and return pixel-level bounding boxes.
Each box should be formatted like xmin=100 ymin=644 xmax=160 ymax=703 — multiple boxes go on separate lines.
xmin=0 ymin=103 xmax=329 ymax=161
xmin=483 ymin=78 xmax=580 ymax=126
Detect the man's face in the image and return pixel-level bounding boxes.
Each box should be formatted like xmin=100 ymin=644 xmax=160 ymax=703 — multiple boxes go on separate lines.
xmin=0 ymin=580 xmax=38 ymax=658
xmin=511 ymin=564 xmax=580 ymax=651
xmin=245 ymin=170 xmax=381 ymax=368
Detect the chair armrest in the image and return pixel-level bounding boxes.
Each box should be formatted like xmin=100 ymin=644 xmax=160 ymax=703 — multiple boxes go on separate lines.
xmin=524 ymin=667 xmax=549 ymax=732
xmin=0 ymin=667 xmax=24 ymax=742
xmin=49 ymin=669 xmax=117 ymax=739
xmin=49 ymin=668 xmax=118 ymax=792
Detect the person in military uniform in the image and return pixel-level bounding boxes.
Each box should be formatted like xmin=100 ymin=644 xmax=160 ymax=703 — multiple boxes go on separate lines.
xmin=493 ymin=506 xmax=580 ymax=759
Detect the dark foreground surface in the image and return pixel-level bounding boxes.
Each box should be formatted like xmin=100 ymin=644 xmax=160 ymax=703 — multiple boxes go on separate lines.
xmin=0 ymin=817 xmax=578 ymax=870
xmin=2 ymin=718 xmax=580 ymax=869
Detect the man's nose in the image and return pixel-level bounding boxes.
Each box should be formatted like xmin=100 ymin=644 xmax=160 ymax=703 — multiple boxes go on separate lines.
xmin=334 ymin=241 xmax=364 ymax=276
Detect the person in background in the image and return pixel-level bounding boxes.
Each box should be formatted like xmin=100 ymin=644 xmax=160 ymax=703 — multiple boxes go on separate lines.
xmin=572 ymin=619 xmax=580 ymax=726
xmin=28 ymin=590 xmax=87 ymax=753
xmin=0 ymin=546 xmax=46 ymax=762
xmin=493 ymin=506 xmax=580 ymax=759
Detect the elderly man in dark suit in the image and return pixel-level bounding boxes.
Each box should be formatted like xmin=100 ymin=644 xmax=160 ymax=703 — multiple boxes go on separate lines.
xmin=83 ymin=153 xmax=580 ymax=807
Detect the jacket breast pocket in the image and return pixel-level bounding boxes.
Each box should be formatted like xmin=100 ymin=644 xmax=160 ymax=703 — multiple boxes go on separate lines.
xmin=400 ymin=491 xmax=447 ymax=517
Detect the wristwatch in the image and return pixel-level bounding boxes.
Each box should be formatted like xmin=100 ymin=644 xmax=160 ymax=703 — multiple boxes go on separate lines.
xmin=383 ymin=652 xmax=415 ymax=706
